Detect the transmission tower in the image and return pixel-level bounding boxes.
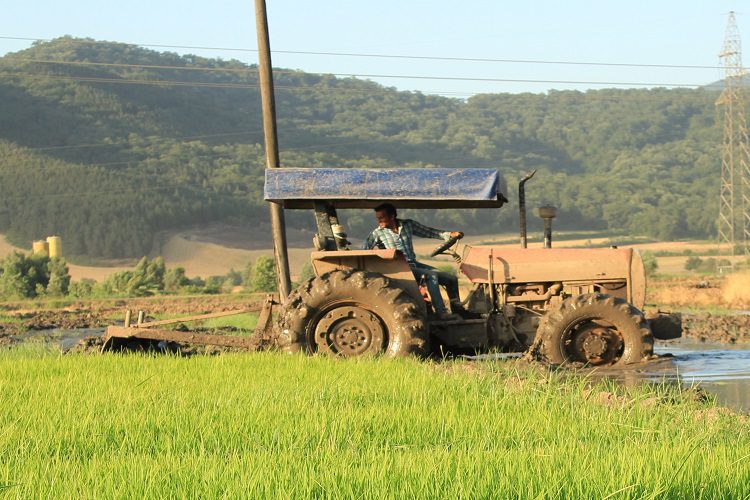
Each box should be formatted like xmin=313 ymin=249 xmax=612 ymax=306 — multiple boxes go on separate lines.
xmin=717 ymin=11 xmax=750 ymax=256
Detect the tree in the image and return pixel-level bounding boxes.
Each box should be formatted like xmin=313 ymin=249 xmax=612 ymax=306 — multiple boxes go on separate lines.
xmin=251 ymin=256 xmax=277 ymax=292
xmin=0 ymin=39 xmax=726 ymax=260
xmin=0 ymin=252 xmax=68 ymax=299
xmin=164 ymin=267 xmax=189 ymax=292
xmin=97 ymin=256 xmax=166 ymax=297
xmin=46 ymin=258 xmax=70 ymax=296
xmin=225 ymin=268 xmax=242 ymax=286
xmin=242 ymin=261 xmax=253 ymax=288
xmin=204 ymin=275 xmax=225 ymax=294
xmin=0 ymin=252 xmax=33 ymax=299
xmin=69 ymin=278 xmax=96 ymax=297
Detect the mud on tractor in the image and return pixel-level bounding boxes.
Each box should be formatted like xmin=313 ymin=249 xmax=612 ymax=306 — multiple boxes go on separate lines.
xmin=266 ymin=167 xmax=680 ymax=366
xmin=102 ymin=166 xmax=679 ymax=365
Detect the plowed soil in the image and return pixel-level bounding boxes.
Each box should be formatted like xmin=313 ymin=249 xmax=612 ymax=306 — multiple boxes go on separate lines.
xmin=1 ymin=294 xmax=749 ymax=347
xmin=0 ymin=294 xmax=267 ymax=342
xmin=682 ymin=314 xmax=750 ymax=344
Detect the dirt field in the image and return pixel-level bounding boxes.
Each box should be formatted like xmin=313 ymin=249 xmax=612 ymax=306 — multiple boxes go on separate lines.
xmin=0 ymin=231 xmax=315 ymax=281
xmin=158 ymin=233 xmax=313 ymax=278
xmin=2 ymin=310 xmax=747 ymax=348
xmin=682 ymin=314 xmax=750 ymax=344
xmin=0 ymin=227 xmax=739 ymax=282
xmin=0 ymin=290 xmax=747 ymax=348
xmin=0 ymin=293 xmax=266 ymax=337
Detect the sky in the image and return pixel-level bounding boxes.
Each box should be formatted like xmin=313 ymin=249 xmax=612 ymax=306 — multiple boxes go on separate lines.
xmin=1 ymin=0 xmax=749 ymax=97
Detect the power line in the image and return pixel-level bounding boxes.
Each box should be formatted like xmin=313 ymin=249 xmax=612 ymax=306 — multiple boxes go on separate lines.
xmin=0 ymin=89 xmax=720 ymax=157
xmin=3 ymin=57 xmax=730 ymax=79
xmin=0 ymin=71 xmax=258 ymax=89
xmin=1 ymin=58 xmax=723 ymax=99
xmin=0 ymin=70 xmax=473 ymax=97
xmin=5 ymin=57 xmax=257 ymax=74
xmin=0 ymin=35 xmax=736 ymax=71
xmin=0 ymin=69 xmax=712 ymax=91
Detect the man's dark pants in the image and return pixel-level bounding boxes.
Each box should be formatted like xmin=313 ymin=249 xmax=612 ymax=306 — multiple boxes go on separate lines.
xmin=409 ymin=261 xmax=459 ymax=314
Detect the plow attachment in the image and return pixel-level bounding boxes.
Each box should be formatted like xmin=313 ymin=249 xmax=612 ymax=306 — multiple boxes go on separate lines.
xmin=101 ymin=294 xmax=277 ymax=352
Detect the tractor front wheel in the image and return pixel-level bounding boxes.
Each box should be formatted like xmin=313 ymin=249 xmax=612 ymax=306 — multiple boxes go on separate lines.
xmin=537 ymin=293 xmax=653 ymax=366
xmin=276 ymin=269 xmax=429 ymax=357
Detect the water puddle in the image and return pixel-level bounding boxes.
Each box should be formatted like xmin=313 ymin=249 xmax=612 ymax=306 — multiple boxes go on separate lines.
xmin=11 ymin=328 xmax=105 ymax=351
xmin=652 ymin=341 xmax=750 ymax=412
xmin=466 ymin=340 xmax=750 ymax=413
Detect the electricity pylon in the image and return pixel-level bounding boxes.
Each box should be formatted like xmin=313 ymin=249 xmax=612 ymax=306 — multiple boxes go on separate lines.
xmin=717 ymin=11 xmax=750 ymax=257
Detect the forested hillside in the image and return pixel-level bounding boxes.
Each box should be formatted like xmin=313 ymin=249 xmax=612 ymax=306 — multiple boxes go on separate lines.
xmin=0 ymin=37 xmax=724 ymax=258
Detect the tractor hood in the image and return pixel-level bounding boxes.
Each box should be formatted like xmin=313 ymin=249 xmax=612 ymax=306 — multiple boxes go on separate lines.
xmin=264 ymin=167 xmax=507 ymax=209
xmin=461 ymin=246 xmax=647 ymax=309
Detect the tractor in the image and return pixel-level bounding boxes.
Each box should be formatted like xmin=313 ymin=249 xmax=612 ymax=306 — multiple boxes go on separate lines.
xmin=102 ymin=4 xmax=678 ymax=362
xmin=265 ymin=166 xmax=680 ymax=365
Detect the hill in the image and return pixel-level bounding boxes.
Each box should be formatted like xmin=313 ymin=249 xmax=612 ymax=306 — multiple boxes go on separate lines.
xmin=0 ymin=37 xmax=726 ymax=259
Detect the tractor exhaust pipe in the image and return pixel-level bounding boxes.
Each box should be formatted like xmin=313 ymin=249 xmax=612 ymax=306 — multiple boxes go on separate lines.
xmin=538 ymin=205 xmax=557 ymax=248
xmin=518 ymin=170 xmax=536 ymax=248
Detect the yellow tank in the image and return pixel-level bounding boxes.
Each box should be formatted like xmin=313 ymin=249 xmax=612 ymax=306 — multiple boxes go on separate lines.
xmin=32 ymin=240 xmax=49 ymax=256
xmin=47 ymin=236 xmax=62 ymax=258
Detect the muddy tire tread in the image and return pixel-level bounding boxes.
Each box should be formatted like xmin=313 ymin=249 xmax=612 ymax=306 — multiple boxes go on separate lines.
xmin=276 ymin=269 xmax=429 ymax=357
xmin=537 ymin=292 xmax=654 ymax=366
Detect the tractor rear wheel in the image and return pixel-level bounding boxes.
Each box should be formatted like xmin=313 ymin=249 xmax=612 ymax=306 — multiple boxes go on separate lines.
xmin=537 ymin=293 xmax=653 ymax=366
xmin=276 ymin=269 xmax=429 ymax=357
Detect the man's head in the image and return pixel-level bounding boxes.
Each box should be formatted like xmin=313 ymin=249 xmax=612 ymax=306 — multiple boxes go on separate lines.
xmin=374 ymin=203 xmax=397 ymax=229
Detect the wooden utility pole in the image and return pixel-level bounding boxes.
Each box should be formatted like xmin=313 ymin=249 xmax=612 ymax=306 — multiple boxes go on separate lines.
xmin=254 ymin=0 xmax=292 ymax=299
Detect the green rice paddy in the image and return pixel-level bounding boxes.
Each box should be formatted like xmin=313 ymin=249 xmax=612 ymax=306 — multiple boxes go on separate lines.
xmin=0 ymin=349 xmax=747 ymax=498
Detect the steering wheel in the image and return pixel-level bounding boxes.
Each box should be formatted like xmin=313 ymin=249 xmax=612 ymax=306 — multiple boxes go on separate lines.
xmin=429 ymin=235 xmax=462 ymax=257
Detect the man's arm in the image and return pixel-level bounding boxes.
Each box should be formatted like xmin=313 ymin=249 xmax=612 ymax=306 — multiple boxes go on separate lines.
xmin=409 ymin=219 xmax=453 ymax=241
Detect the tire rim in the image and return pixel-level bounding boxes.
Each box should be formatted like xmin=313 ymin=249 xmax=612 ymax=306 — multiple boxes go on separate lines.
xmin=564 ymin=320 xmax=624 ymax=365
xmin=314 ymin=305 xmax=386 ymax=356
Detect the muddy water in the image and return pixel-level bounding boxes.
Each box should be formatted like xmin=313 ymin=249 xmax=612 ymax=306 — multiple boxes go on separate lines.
xmin=469 ymin=341 xmax=750 ymax=413
xmin=11 ymin=328 xmax=105 ymax=351
xmin=652 ymin=342 xmax=750 ymax=413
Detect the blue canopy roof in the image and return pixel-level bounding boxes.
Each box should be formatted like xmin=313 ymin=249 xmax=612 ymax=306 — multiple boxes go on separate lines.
xmin=264 ymin=168 xmax=507 ymax=209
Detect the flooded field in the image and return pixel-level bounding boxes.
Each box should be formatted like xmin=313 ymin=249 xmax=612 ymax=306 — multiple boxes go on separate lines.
xmin=10 ymin=328 xmax=106 ymax=352
xmin=653 ymin=341 xmax=750 ymax=412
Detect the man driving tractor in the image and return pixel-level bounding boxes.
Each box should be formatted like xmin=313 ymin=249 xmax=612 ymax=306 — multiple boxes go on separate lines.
xmin=364 ymin=203 xmax=464 ymax=319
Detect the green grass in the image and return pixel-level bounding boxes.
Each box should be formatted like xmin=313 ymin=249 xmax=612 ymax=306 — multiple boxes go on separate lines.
xmin=0 ymin=349 xmax=747 ymax=497
xmin=197 ymin=313 xmax=258 ymax=330
xmin=147 ymin=312 xmax=259 ymax=332
xmin=0 ymin=313 xmax=24 ymax=325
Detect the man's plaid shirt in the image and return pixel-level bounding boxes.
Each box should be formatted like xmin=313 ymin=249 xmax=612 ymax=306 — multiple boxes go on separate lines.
xmin=363 ymin=219 xmax=450 ymax=263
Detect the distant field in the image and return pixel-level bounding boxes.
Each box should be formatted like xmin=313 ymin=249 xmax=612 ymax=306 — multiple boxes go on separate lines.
xmin=157 ymin=232 xmax=312 ymax=279
xmin=0 ymin=232 xmax=313 ymax=282
xmin=0 ymin=227 xmax=737 ymax=282
xmin=415 ymin=233 xmax=736 ymax=278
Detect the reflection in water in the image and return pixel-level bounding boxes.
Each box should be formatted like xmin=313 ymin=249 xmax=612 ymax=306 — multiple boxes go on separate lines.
xmin=652 ymin=342 xmax=750 ymax=413
xmin=471 ymin=341 xmax=750 ymax=413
